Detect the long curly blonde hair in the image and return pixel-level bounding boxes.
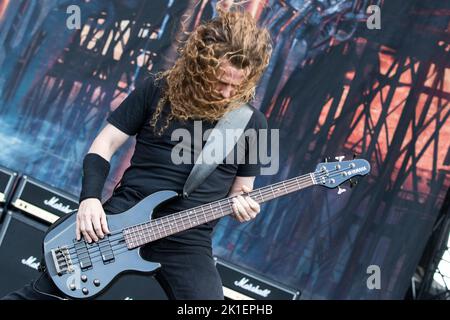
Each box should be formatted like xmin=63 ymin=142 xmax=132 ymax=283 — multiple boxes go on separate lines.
xmin=151 ymin=4 xmax=272 ymax=135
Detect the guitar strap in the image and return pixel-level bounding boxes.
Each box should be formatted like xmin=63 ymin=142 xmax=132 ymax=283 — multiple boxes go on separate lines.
xmin=182 ymin=104 xmax=254 ymax=198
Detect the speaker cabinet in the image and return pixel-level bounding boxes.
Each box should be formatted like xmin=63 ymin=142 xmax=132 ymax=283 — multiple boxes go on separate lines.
xmin=0 ymin=211 xmax=47 ymax=297
xmin=214 ymin=257 xmax=301 ymax=300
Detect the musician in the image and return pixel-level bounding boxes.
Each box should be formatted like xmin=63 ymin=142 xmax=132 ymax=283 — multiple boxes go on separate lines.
xmin=2 ymin=1 xmax=272 ymax=300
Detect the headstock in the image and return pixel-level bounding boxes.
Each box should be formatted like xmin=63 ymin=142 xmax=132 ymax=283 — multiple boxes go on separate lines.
xmin=313 ymin=156 xmax=370 ymax=194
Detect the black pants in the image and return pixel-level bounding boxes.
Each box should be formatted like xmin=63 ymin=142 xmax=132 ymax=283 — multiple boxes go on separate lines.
xmin=1 ymin=241 xmax=224 ymax=300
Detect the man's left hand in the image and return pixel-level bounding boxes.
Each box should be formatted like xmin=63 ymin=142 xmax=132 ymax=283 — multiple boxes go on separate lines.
xmin=231 ymin=185 xmax=260 ymax=223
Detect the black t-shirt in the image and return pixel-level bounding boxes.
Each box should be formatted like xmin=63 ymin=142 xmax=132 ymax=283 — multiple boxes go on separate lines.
xmin=103 ymin=77 xmax=267 ymax=250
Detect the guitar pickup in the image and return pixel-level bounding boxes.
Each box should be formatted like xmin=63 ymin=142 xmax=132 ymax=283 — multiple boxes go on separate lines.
xmin=74 ymin=240 xmax=92 ymax=270
xmin=98 ymin=238 xmax=115 ymax=264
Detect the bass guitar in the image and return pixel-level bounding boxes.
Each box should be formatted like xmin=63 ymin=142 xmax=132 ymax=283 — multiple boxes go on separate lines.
xmin=42 ymin=157 xmax=370 ymax=298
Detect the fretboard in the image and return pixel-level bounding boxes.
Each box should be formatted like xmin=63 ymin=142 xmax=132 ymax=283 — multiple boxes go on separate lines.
xmin=123 ymin=172 xmax=317 ymax=249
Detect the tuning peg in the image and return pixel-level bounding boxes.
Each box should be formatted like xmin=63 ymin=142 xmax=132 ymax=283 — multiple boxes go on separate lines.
xmin=353 ymin=153 xmax=357 ymax=159
xmin=337 ymin=186 xmax=346 ymax=195
xmin=335 ymin=156 xmax=345 ymax=162
xmin=324 ymin=156 xmax=330 ymax=163
xmin=349 ymin=178 xmax=358 ymax=188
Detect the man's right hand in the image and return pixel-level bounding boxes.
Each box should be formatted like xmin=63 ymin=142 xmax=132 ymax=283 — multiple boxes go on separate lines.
xmin=76 ymin=198 xmax=111 ymax=243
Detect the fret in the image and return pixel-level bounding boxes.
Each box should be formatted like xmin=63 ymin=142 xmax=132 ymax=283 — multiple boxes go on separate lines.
xmin=134 ymin=226 xmax=140 ymax=245
xmin=171 ymin=215 xmax=178 ymax=232
xmin=138 ymin=225 xmax=145 ymax=245
xmin=212 ymin=204 xmax=217 ymax=219
xmin=283 ymin=181 xmax=289 ymax=194
xmin=139 ymin=225 xmax=146 ymax=244
xmin=194 ymin=206 xmax=202 ymax=222
xmin=145 ymin=223 xmax=154 ymax=243
xmin=211 ymin=203 xmax=220 ymax=219
xmin=128 ymin=226 xmax=134 ymax=246
xmin=163 ymin=217 xmax=170 ymax=235
xmin=131 ymin=226 xmax=137 ymax=247
xmin=258 ymin=189 xmax=264 ymax=202
xmin=195 ymin=211 xmax=199 ymax=225
xmin=127 ymin=226 xmax=133 ymax=246
xmin=146 ymin=226 xmax=152 ymax=243
xmin=149 ymin=225 xmax=154 ymax=242
xmin=189 ymin=213 xmax=195 ymax=229
xmin=167 ymin=216 xmax=172 ymax=233
xmin=214 ymin=203 xmax=221 ymax=218
xmin=150 ymin=225 xmax=156 ymax=242
xmin=296 ymin=177 xmax=301 ymax=189
xmin=206 ymin=203 xmax=212 ymax=220
xmin=218 ymin=201 xmax=225 ymax=217
xmin=270 ymin=185 xmax=275 ymax=199
xmin=155 ymin=219 xmax=163 ymax=239
xmin=309 ymin=173 xmax=316 ymax=185
xmin=275 ymin=184 xmax=282 ymax=196
xmin=227 ymin=198 xmax=234 ymax=216
xmin=187 ymin=210 xmax=194 ymax=227
xmin=178 ymin=213 xmax=185 ymax=231
xmin=128 ymin=226 xmax=134 ymax=245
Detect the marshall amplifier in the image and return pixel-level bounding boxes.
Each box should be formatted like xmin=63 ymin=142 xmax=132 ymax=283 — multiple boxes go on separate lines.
xmin=0 ymin=175 xmax=167 ymax=300
xmin=0 ymin=166 xmax=19 ymax=220
xmin=214 ymin=257 xmax=301 ymax=300
xmin=10 ymin=175 xmax=78 ymax=224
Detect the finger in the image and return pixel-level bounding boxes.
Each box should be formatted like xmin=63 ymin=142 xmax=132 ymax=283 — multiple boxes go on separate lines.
xmin=231 ymin=199 xmax=245 ymax=223
xmin=245 ymin=196 xmax=260 ymax=213
xmin=234 ymin=197 xmax=252 ymax=221
xmin=236 ymin=195 xmax=252 ymax=214
xmin=83 ymin=215 xmax=98 ymax=242
xmin=79 ymin=219 xmax=92 ymax=243
xmin=231 ymin=200 xmax=240 ymax=220
xmin=100 ymin=214 xmax=110 ymax=235
xmin=237 ymin=195 xmax=257 ymax=219
xmin=91 ymin=214 xmax=104 ymax=239
xmin=241 ymin=185 xmax=252 ymax=193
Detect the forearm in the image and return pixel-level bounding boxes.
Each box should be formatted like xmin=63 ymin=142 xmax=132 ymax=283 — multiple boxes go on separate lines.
xmin=87 ymin=136 xmax=115 ymax=162
xmin=86 ymin=123 xmax=131 ymax=161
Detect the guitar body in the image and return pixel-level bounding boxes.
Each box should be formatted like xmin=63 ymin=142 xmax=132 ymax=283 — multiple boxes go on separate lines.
xmin=42 ymin=190 xmax=178 ymax=299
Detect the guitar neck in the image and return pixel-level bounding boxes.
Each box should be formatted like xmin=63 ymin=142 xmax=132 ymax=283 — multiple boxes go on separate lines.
xmin=123 ymin=172 xmax=317 ymax=249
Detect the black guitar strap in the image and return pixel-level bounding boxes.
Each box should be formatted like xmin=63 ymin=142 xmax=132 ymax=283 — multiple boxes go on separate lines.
xmin=182 ymin=104 xmax=254 ymax=198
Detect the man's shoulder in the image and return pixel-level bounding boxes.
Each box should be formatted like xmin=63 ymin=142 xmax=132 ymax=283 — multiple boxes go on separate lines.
xmin=139 ymin=74 xmax=166 ymax=95
xmin=247 ymin=105 xmax=268 ymax=130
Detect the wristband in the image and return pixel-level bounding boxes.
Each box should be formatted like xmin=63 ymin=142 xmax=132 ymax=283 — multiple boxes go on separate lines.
xmin=79 ymin=153 xmax=110 ymax=203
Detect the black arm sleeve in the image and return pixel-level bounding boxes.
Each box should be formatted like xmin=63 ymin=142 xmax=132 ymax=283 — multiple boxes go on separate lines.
xmin=79 ymin=153 xmax=110 ymax=203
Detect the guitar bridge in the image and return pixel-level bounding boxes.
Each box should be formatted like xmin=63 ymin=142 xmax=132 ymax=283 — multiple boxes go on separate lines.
xmin=51 ymin=246 xmax=74 ymax=276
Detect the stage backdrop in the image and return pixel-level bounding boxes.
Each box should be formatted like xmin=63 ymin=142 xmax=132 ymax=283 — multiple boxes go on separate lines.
xmin=0 ymin=0 xmax=449 ymax=299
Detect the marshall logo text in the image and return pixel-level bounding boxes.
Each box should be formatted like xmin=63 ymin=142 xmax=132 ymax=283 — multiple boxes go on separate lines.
xmin=234 ymin=277 xmax=271 ymax=298
xmin=44 ymin=196 xmax=75 ymax=214
xmin=21 ymin=256 xmax=40 ymax=270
